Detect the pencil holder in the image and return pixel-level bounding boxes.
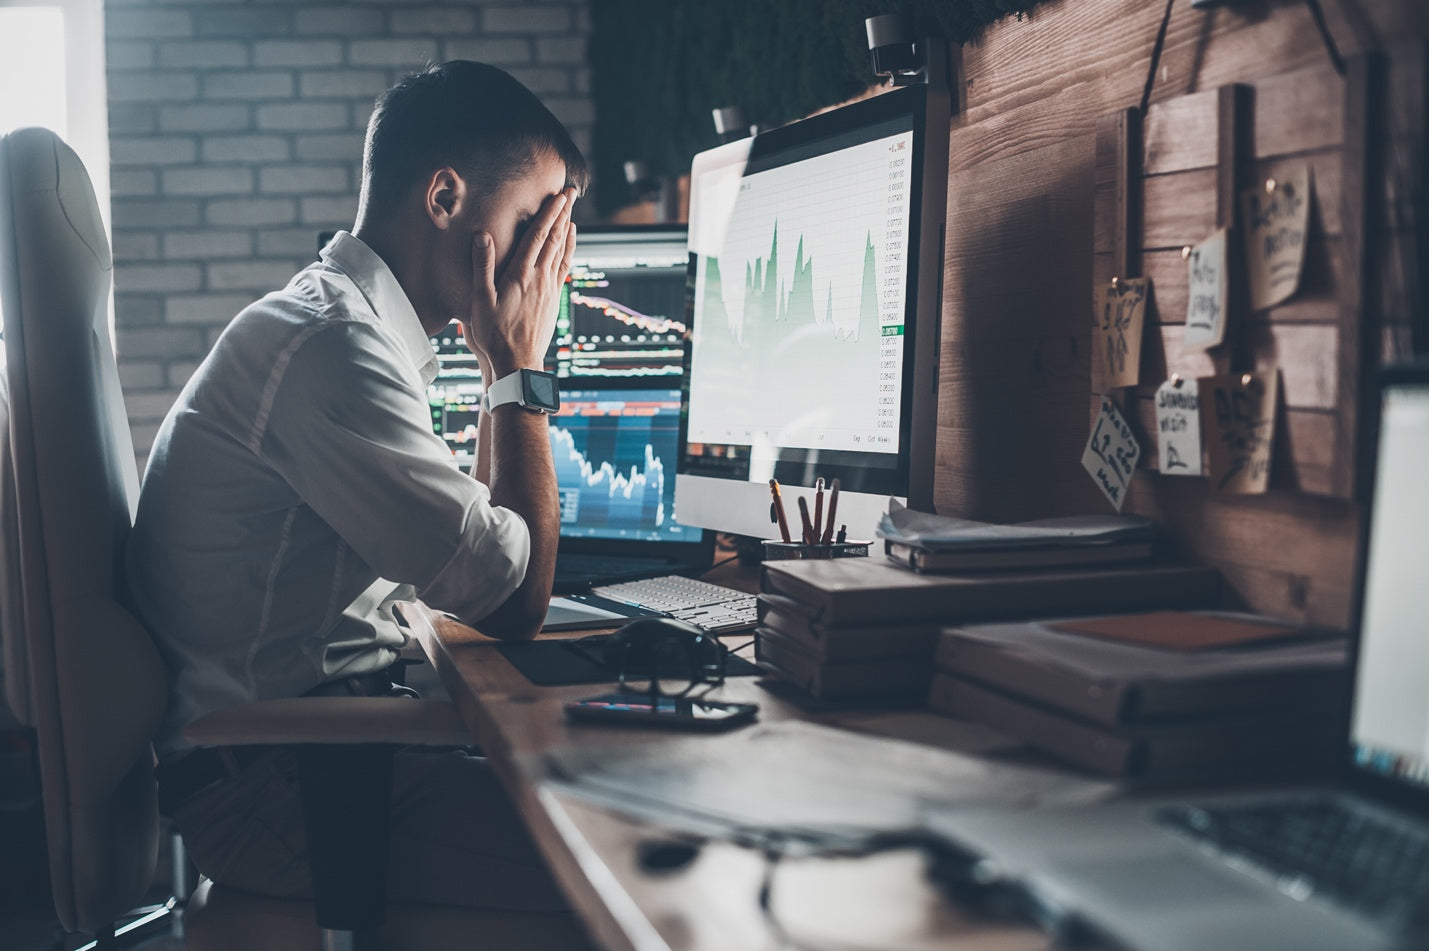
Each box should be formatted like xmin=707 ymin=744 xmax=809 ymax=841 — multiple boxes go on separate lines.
xmin=761 ymin=540 xmax=872 ymax=561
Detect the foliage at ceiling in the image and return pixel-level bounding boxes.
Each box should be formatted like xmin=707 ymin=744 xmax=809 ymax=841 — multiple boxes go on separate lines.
xmin=586 ymin=0 xmax=1047 ymax=214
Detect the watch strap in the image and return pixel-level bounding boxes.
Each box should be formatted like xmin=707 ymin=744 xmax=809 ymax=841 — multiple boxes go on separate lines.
xmin=482 ymin=370 xmax=525 ymax=412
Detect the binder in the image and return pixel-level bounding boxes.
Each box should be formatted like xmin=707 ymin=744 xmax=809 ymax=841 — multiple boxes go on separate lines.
xmin=756 ymin=593 xmax=940 ymax=661
xmin=884 ymin=538 xmax=1153 ymax=574
xmin=933 ymin=615 xmax=1348 ymax=726
xmin=759 ymin=558 xmax=1220 ymax=627
xmin=928 ymin=673 xmax=1343 ymax=781
xmin=755 ymin=627 xmax=932 ymax=699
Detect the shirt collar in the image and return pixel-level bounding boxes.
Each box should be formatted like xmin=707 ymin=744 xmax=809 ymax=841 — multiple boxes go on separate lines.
xmin=321 ymin=231 xmax=441 ymax=386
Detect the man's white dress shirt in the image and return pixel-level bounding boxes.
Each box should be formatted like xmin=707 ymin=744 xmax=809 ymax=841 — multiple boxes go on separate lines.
xmin=129 ymin=232 xmax=529 ymax=756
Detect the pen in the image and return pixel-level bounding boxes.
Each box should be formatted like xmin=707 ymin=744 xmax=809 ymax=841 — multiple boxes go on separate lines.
xmin=769 ymin=479 xmax=792 ymax=543
xmin=820 ymin=478 xmax=840 ymax=545
xmin=797 ymin=496 xmax=816 ymax=545
xmin=813 ymin=477 xmax=825 ymax=543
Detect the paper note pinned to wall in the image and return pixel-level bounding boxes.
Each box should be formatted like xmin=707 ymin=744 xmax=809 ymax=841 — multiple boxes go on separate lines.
xmin=1154 ymin=377 xmax=1202 ymax=476
xmin=1182 ymin=229 xmax=1228 ymax=351
xmin=1202 ymin=370 xmax=1280 ymax=494
xmin=1242 ymin=164 xmax=1311 ymax=312
xmin=1082 ymin=399 xmax=1141 ymax=511
xmin=1091 ymin=277 xmax=1149 ymax=391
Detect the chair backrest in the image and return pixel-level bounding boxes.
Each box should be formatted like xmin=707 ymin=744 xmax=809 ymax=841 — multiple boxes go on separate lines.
xmin=0 ymin=127 xmax=167 ymax=934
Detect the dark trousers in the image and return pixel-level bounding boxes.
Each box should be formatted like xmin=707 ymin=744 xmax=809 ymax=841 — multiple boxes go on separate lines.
xmin=167 ymin=745 xmax=574 ymax=916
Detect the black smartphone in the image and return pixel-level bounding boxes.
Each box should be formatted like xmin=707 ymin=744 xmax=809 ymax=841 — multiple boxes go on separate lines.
xmin=564 ymin=692 xmax=758 ymax=731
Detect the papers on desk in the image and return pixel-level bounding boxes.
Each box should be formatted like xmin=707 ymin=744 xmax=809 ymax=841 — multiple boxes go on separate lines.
xmin=878 ymin=499 xmax=1158 ymax=571
xmin=543 ymin=721 xmax=1112 ymax=850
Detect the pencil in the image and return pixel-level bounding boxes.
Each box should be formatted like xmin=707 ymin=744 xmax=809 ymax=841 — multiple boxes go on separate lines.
xmin=820 ymin=478 xmax=840 ymax=545
xmin=796 ymin=496 xmax=816 ymax=545
xmin=812 ymin=477 xmax=824 ymax=543
xmin=768 ymin=479 xmax=792 ymax=543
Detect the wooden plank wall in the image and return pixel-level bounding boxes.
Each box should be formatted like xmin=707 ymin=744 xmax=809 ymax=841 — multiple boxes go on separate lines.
xmin=1103 ymin=62 xmax=1357 ymax=498
xmin=934 ymin=0 xmax=1426 ymax=627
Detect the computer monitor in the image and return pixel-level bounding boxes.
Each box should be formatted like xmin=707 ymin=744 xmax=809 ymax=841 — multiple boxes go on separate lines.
xmin=675 ymin=83 xmax=950 ymax=540
xmin=427 ymin=321 xmax=484 ymax=465
xmin=551 ymin=225 xmax=690 ymax=380
xmin=551 ymin=384 xmax=699 ymax=545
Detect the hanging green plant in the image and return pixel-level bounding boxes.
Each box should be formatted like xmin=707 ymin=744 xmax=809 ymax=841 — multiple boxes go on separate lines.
xmin=587 ymin=0 xmax=1047 ymax=214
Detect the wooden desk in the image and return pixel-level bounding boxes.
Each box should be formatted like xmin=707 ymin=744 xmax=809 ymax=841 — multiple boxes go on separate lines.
xmin=406 ymin=583 xmax=1053 ymax=951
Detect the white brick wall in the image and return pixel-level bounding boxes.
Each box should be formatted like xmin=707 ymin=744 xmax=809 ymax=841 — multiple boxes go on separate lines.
xmin=107 ymin=0 xmax=594 ymax=465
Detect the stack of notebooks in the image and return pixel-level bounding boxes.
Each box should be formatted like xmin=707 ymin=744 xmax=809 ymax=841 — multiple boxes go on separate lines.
xmin=756 ymin=557 xmax=1222 ymax=702
xmin=878 ymin=501 xmax=1158 ymax=573
xmin=928 ymin=611 xmax=1349 ymax=784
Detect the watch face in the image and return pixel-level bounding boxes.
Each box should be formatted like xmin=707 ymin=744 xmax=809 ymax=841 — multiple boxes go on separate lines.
xmin=523 ymin=370 xmax=560 ymax=411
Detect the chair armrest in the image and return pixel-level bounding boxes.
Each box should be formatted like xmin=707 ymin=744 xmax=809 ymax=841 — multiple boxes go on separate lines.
xmin=182 ymin=697 xmax=473 ymax=748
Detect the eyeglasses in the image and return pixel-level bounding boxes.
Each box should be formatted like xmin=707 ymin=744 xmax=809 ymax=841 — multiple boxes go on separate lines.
xmin=615 ymin=627 xmax=728 ymax=699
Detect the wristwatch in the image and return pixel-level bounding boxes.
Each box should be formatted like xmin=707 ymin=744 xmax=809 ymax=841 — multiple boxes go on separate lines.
xmin=481 ymin=368 xmax=560 ymax=414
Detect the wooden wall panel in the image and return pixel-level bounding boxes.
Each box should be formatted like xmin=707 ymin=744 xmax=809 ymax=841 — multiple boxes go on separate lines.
xmin=951 ymin=1 xmax=1426 ymax=169
xmin=935 ymin=0 xmax=1424 ymax=628
xmin=936 ymin=135 xmax=1104 ymax=523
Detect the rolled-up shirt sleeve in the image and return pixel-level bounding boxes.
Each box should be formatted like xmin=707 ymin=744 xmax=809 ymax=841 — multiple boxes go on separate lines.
xmin=257 ymin=319 xmax=528 ymax=623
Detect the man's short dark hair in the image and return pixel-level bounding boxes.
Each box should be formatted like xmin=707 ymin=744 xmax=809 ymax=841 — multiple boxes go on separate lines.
xmin=361 ymin=60 xmax=591 ymax=215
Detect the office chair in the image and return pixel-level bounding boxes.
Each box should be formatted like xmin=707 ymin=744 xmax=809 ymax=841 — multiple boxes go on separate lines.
xmin=0 ymin=127 xmax=589 ymax=950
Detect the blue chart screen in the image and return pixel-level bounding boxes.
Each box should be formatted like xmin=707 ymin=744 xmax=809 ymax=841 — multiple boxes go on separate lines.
xmin=551 ymin=389 xmax=695 ymax=542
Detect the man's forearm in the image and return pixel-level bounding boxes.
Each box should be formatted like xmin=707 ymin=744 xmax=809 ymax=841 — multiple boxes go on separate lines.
xmin=477 ymin=404 xmax=558 ymax=638
xmin=470 ymin=353 xmax=494 ymax=485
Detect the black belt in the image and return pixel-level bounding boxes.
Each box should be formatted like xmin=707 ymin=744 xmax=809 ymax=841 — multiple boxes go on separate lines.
xmin=156 ymin=670 xmax=412 ymax=816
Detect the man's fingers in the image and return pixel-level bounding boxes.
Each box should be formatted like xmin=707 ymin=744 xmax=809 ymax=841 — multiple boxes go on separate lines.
xmin=511 ymin=191 xmax=568 ymax=275
xmin=559 ymin=222 xmax=577 ymax=281
xmin=471 ymin=231 xmax=497 ymax=308
xmin=535 ymin=213 xmax=571 ymax=278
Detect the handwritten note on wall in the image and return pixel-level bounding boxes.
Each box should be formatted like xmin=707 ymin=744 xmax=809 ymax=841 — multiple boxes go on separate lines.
xmin=1242 ymin=164 xmax=1311 ymax=312
xmin=1082 ymin=399 xmax=1141 ymax=511
xmin=1203 ymin=370 xmax=1280 ymax=494
xmin=1183 ymin=229 xmax=1228 ymax=351
xmin=1155 ymin=377 xmax=1202 ymax=476
xmin=1092 ymin=278 xmax=1149 ymax=391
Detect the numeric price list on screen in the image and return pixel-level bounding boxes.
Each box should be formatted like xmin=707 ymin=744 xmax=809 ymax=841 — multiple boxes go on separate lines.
xmin=877 ymin=138 xmax=910 ymax=440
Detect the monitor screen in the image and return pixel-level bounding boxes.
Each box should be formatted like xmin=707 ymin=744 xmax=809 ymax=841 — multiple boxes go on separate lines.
xmin=552 ymin=386 xmax=700 ymax=544
xmin=553 ymin=227 xmax=690 ymax=380
xmin=675 ymin=84 xmax=948 ymax=540
xmin=428 ymin=321 xmax=483 ymax=462
xmin=1348 ymin=379 xmax=1429 ymax=796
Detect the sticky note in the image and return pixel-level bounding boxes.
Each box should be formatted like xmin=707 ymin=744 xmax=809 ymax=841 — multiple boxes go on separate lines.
xmin=1202 ymin=370 xmax=1280 ymax=494
xmin=1182 ymin=229 xmax=1228 ymax=351
xmin=1242 ymin=164 xmax=1311 ymax=311
xmin=1154 ymin=377 xmax=1202 ymax=476
xmin=1082 ymin=399 xmax=1141 ymax=511
xmin=1092 ymin=277 xmax=1149 ymax=391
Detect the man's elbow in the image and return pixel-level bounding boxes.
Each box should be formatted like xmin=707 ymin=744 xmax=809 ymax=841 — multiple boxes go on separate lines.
xmin=472 ymin=588 xmax=546 ymax=641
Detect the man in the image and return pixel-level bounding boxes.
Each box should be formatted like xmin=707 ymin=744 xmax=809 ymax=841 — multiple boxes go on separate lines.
xmin=127 ymin=61 xmax=588 ymax=925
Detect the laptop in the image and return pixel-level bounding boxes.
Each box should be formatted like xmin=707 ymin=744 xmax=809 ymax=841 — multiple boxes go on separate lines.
xmin=924 ymin=364 xmax=1429 ymax=951
xmin=425 ymin=226 xmax=714 ymax=594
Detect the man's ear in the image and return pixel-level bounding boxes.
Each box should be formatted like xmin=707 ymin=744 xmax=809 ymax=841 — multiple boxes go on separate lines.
xmin=424 ymin=167 xmax=467 ymax=230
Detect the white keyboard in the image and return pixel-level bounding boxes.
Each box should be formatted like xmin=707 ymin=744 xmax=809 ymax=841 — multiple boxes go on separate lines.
xmin=589 ymin=575 xmax=757 ymax=635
